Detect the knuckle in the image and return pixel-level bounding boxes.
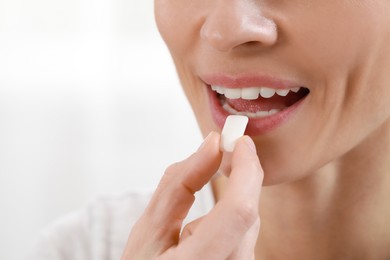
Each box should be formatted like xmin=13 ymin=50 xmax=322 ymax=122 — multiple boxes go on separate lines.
xmin=231 ymin=200 xmax=258 ymax=229
xmin=248 ymin=159 xmax=262 ymax=173
xmin=160 ymin=162 xmax=182 ymax=186
xmin=246 ymin=160 xmax=264 ymax=183
xmin=164 ymin=162 xmax=181 ymax=177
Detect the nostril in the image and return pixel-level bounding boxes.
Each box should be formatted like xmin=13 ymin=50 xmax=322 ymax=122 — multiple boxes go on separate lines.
xmin=246 ymin=41 xmax=260 ymax=46
xmin=243 ymin=41 xmax=266 ymax=49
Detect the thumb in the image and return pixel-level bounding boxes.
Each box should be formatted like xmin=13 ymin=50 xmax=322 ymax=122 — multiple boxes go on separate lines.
xmin=228 ymin=217 xmax=260 ymax=260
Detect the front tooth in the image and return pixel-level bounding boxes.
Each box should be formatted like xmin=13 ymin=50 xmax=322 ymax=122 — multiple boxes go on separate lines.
xmin=224 ymin=88 xmax=241 ymax=99
xmin=276 ymin=89 xmax=289 ymax=97
xmin=259 ymin=87 xmax=276 ymax=98
xmin=241 ymin=87 xmax=260 ymax=100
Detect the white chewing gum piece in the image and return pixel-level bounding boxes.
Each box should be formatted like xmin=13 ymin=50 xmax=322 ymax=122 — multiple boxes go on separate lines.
xmin=220 ymin=115 xmax=249 ymax=152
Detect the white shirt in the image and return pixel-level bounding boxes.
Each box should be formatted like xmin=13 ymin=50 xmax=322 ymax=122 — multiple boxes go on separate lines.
xmin=28 ymin=185 xmax=215 ymax=260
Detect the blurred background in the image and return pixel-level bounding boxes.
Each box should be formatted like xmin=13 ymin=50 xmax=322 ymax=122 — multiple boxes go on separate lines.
xmin=0 ymin=1 xmax=202 ymax=259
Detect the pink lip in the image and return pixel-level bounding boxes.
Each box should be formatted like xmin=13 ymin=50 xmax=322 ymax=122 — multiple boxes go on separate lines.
xmin=201 ymin=73 xmax=308 ymax=136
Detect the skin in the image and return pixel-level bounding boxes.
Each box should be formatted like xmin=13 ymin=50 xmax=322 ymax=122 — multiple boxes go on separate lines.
xmin=122 ymin=134 xmax=263 ymax=259
xmin=122 ymin=0 xmax=390 ymax=259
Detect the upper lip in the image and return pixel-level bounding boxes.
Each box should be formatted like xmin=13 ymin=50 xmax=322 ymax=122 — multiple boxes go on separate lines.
xmin=200 ymin=72 xmax=306 ymax=89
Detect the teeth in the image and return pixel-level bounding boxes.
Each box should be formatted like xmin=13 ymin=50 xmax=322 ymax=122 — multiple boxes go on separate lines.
xmin=260 ymin=87 xmax=276 ymax=98
xmin=211 ymin=85 xmax=225 ymax=95
xmin=291 ymin=87 xmax=300 ymax=93
xmin=269 ymin=109 xmax=280 ymax=115
xmin=275 ymin=89 xmax=289 ymax=97
xmin=224 ymin=88 xmax=241 ymax=99
xmin=241 ymin=87 xmax=260 ymax=100
xmin=211 ymin=86 xmax=303 ymax=100
xmin=255 ymin=111 xmax=269 ymax=117
xmin=222 ymin=100 xmax=282 ymax=118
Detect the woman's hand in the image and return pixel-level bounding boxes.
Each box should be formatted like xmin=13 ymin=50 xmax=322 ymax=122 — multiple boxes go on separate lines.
xmin=121 ymin=132 xmax=264 ymax=260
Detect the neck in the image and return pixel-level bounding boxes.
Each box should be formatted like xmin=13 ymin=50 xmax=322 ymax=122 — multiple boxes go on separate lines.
xmin=213 ymin=120 xmax=390 ymax=259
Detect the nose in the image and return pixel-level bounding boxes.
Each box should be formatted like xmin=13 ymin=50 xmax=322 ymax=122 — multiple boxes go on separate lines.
xmin=200 ymin=1 xmax=277 ymax=52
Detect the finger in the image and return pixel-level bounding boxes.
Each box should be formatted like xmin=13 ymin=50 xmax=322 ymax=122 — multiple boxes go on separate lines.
xmin=175 ymin=136 xmax=264 ymax=259
xmin=180 ymin=216 xmax=204 ymax=242
xmin=140 ymin=132 xmax=222 ymax=248
xmin=217 ymin=152 xmax=232 ymax=177
xmin=228 ymin=217 xmax=260 ymax=260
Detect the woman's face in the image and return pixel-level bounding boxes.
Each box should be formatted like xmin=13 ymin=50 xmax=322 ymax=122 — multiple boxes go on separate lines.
xmin=154 ymin=0 xmax=390 ymax=185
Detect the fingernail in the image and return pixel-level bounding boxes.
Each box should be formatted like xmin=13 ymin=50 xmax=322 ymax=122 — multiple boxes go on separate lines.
xmin=197 ymin=132 xmax=216 ymax=152
xmin=242 ymin=136 xmax=257 ymax=153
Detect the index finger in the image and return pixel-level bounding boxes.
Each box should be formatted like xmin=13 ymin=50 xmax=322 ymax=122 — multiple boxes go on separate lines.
xmin=175 ymin=136 xmax=264 ymax=259
xmin=139 ymin=132 xmax=222 ymax=244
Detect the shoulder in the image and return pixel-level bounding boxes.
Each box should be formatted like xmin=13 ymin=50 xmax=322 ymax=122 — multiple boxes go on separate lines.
xmin=27 ymin=185 xmax=214 ymax=260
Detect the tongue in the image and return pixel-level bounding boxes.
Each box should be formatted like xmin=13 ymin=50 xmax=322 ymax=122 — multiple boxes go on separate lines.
xmin=226 ymin=95 xmax=289 ymax=113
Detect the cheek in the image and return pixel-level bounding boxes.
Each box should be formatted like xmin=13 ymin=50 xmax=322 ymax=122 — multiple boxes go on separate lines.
xmin=293 ymin=5 xmax=390 ymax=149
xmin=285 ymin=3 xmax=387 ymax=76
xmin=155 ymin=0 xmax=214 ymax=135
xmin=174 ymin=58 xmax=217 ymax=135
xmin=154 ymin=0 xmax=176 ymax=48
xmin=154 ymin=0 xmax=203 ymax=58
xmin=154 ymin=0 xmax=200 ymax=95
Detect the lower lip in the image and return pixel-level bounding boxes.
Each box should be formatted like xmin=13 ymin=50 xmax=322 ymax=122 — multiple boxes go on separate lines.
xmin=207 ymin=85 xmax=307 ymax=136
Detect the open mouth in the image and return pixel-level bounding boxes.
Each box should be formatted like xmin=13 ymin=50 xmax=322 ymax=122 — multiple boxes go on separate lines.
xmin=211 ymin=85 xmax=310 ymax=118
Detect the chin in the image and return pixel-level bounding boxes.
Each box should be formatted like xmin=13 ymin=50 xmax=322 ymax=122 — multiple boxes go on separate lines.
xmin=259 ymin=157 xmax=312 ymax=186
